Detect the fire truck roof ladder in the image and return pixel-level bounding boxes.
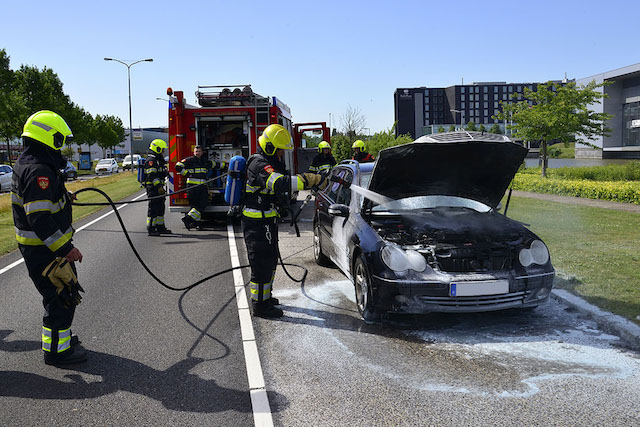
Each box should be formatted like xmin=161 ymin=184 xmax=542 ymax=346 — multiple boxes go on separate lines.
xmin=195 ymin=85 xmax=270 ymax=108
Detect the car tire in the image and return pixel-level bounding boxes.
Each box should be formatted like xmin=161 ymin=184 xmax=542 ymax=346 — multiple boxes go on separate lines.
xmin=353 ymin=253 xmax=379 ymax=323
xmin=313 ymin=222 xmax=331 ymax=266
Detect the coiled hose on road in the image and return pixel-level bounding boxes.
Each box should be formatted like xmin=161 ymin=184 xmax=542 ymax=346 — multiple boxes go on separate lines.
xmin=71 ymin=176 xmax=308 ymax=293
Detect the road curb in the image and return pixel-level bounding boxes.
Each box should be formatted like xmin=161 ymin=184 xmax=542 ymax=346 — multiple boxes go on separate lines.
xmin=551 ymin=289 xmax=640 ymax=350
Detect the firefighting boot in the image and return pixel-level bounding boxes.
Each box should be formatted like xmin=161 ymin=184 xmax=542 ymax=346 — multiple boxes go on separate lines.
xmin=44 ymin=347 xmax=88 ymax=366
xmin=266 ymin=297 xmax=280 ymax=306
xmin=252 ymin=301 xmax=283 ymax=318
xmin=71 ymin=334 xmax=80 ymax=347
xmin=156 ymin=226 xmax=172 ymax=234
xmin=181 ymin=215 xmax=195 ymax=230
xmin=148 ymin=226 xmax=161 ymax=236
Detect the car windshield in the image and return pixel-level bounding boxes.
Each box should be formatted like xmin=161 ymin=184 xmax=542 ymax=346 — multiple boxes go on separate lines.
xmin=97 ymin=160 xmax=112 ymax=165
xmin=371 ymin=195 xmax=491 ymax=213
xmin=123 ymin=155 xmax=131 ymax=162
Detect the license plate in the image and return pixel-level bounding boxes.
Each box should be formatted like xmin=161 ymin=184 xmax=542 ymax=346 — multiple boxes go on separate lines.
xmin=450 ymin=280 xmax=509 ymax=297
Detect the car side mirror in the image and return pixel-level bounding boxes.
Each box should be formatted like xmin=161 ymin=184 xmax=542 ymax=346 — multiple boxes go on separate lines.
xmin=328 ymin=203 xmax=349 ymax=218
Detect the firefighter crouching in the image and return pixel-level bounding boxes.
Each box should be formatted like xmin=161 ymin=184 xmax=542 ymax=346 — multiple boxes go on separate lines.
xmin=351 ymin=139 xmax=375 ymax=163
xmin=309 ymin=141 xmax=336 ymax=175
xmin=144 ymin=139 xmax=171 ymax=236
xmin=12 ymin=111 xmax=86 ymax=366
xmin=175 ymin=145 xmax=225 ymax=230
xmin=243 ymin=124 xmax=324 ymax=318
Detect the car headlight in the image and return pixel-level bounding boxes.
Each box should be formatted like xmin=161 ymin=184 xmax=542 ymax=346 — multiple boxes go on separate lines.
xmin=519 ymin=240 xmax=550 ymax=267
xmin=381 ymin=244 xmax=426 ymax=272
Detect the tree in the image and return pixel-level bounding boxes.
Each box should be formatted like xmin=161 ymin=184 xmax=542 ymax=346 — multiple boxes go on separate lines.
xmin=448 ymin=125 xmax=456 ymax=132
xmin=14 ymin=64 xmax=70 ymax=115
xmin=339 ymin=105 xmax=367 ymax=141
xmin=465 ymin=121 xmax=477 ymax=131
xmin=0 ymin=49 xmax=26 ymax=165
xmin=489 ymin=124 xmax=503 ymax=134
xmin=437 ymin=126 xmax=445 ymax=133
xmin=494 ymin=81 xmax=612 ymax=177
xmin=479 ymin=124 xmax=486 ymax=133
xmin=94 ymin=115 xmax=125 ymax=157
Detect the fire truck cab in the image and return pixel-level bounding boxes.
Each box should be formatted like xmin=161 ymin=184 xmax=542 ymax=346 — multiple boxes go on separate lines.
xmin=166 ymin=85 xmax=296 ymax=213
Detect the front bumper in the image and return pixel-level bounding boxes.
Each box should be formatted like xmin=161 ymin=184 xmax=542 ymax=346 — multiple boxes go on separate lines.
xmin=370 ymin=271 xmax=555 ymax=314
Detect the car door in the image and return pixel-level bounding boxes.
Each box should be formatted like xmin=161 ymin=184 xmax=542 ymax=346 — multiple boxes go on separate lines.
xmin=316 ymin=167 xmax=347 ymax=261
xmin=329 ymin=168 xmax=354 ymax=269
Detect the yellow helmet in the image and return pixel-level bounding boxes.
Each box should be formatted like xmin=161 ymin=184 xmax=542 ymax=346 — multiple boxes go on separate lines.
xmin=317 ymin=141 xmax=331 ymax=152
xmin=149 ymin=139 xmax=168 ymax=154
xmin=258 ymin=124 xmax=292 ymax=156
xmin=22 ymin=110 xmax=73 ymax=151
xmin=352 ymin=140 xmax=365 ymax=150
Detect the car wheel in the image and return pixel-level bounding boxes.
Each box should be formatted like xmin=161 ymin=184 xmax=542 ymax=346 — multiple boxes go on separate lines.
xmin=353 ymin=254 xmax=378 ymax=322
xmin=313 ymin=222 xmax=331 ymax=266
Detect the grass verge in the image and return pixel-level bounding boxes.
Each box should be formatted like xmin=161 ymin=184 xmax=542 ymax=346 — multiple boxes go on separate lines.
xmin=0 ymin=174 xmax=143 ymax=255
xmin=505 ymin=195 xmax=640 ymax=324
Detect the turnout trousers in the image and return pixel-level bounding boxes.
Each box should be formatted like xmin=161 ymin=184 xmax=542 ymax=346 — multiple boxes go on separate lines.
xmin=186 ymin=185 xmax=209 ymax=223
xmin=20 ymin=245 xmax=76 ymax=355
xmin=146 ymin=187 xmax=166 ymax=228
xmin=242 ymin=217 xmax=278 ymax=303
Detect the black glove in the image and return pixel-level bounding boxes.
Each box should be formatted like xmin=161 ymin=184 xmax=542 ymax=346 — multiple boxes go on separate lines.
xmin=277 ymin=206 xmax=289 ymax=219
xmin=329 ymin=175 xmax=350 ymax=189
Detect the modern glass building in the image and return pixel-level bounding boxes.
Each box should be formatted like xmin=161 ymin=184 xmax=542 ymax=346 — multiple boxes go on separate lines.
xmin=576 ymin=63 xmax=640 ymax=159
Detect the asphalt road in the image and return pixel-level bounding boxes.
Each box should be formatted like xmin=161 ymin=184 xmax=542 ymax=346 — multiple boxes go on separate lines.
xmin=1 ymin=190 xmax=639 ymax=426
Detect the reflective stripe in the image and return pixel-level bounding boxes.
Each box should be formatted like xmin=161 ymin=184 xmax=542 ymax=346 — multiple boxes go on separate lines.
xmin=10 ymin=192 xmax=23 ymax=205
xmin=250 ymin=281 xmax=272 ymax=301
xmin=15 ymin=226 xmax=74 ymax=250
xmin=147 ymin=217 xmax=152 ymax=227
xmin=156 ymin=216 xmax=165 ymax=225
xmin=186 ymin=178 xmax=206 ymax=184
xmin=32 ymin=120 xmax=54 ymax=132
xmin=187 ymin=208 xmax=201 ymax=221
xmin=309 ymin=165 xmax=319 ymax=172
xmin=23 ymin=197 xmax=66 ymax=215
xmin=266 ymin=172 xmax=283 ymax=191
xmin=152 ymin=179 xmax=161 ymax=186
xmin=58 ymin=328 xmax=71 ymax=353
xmin=180 ymin=169 xmax=188 ymax=176
xmin=242 ymin=207 xmax=278 ymax=219
xmin=292 ymin=176 xmax=304 ymax=192
xmin=246 ymin=184 xmax=261 ymax=193
xmin=318 ymin=164 xmax=331 ymax=172
xmin=145 ymin=167 xmax=158 ymax=173
xmin=42 ymin=326 xmax=52 ymax=352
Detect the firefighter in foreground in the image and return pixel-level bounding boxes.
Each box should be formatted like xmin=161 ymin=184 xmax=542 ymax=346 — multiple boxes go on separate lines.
xmin=12 ymin=111 xmax=86 ymax=366
xmin=351 ymin=139 xmax=375 ymax=163
xmin=144 ymin=139 xmax=171 ymax=236
xmin=243 ymin=124 xmax=324 ymax=318
xmin=308 ymin=141 xmax=336 ymax=175
xmin=175 ymin=145 xmax=225 ymax=230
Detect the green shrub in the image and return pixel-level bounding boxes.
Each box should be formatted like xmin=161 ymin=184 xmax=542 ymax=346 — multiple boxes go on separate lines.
xmin=512 ymin=174 xmax=640 ymax=204
xmin=551 ymin=162 xmax=640 ymax=181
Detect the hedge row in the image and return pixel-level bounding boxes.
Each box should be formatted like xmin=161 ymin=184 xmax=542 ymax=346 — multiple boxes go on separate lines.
xmin=520 ymin=162 xmax=640 ymax=181
xmin=512 ymin=174 xmax=640 ymax=205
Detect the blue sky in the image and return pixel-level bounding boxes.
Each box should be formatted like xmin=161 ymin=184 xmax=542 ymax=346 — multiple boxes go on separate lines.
xmin=2 ymin=0 xmax=637 ymax=133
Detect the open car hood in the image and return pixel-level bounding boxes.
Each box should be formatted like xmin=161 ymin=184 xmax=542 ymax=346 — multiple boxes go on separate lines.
xmin=367 ymin=133 xmax=528 ymax=209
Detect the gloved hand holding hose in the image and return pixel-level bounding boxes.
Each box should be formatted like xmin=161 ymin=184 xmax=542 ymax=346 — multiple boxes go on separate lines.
xmin=329 ymin=174 xmax=350 ymax=189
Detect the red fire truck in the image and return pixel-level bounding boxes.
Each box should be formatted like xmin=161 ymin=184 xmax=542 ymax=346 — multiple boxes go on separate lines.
xmin=166 ymin=85 xmax=292 ymax=213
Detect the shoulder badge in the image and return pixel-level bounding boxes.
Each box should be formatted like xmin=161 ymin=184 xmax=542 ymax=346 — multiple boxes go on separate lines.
xmin=148 ymin=160 xmax=154 ymax=166
xmin=264 ymin=165 xmax=274 ymax=174
xmin=37 ymin=176 xmax=50 ymax=190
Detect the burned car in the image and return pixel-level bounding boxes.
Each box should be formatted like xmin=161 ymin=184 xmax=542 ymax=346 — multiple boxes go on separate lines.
xmin=313 ymin=131 xmax=555 ymax=321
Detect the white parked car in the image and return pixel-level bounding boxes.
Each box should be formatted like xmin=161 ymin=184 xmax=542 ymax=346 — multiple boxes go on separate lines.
xmin=95 ymin=159 xmax=119 ymax=175
xmin=122 ymin=154 xmax=142 ymax=170
xmin=0 ymin=164 xmax=13 ymax=192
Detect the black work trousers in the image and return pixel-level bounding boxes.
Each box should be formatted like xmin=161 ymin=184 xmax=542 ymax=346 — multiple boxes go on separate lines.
xmin=242 ymin=217 xmax=278 ymax=303
xmin=146 ymin=187 xmax=165 ymax=224
xmin=187 ymin=185 xmax=209 ymax=217
xmin=20 ymin=245 xmax=76 ymax=332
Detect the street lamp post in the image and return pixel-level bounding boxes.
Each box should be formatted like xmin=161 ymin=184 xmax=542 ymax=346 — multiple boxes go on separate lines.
xmin=450 ymin=109 xmax=462 ymax=130
xmin=104 ymin=57 xmax=153 ymax=173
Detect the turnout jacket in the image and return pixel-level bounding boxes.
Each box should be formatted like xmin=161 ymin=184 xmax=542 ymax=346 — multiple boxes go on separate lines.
xmin=309 ymin=153 xmax=336 ymax=174
xmin=11 ymin=142 xmax=74 ymax=257
xmin=143 ymin=152 xmax=167 ymax=190
xmin=243 ymin=151 xmax=307 ymax=219
xmin=352 ymin=151 xmax=375 ymax=163
xmin=175 ymin=155 xmax=224 ymax=185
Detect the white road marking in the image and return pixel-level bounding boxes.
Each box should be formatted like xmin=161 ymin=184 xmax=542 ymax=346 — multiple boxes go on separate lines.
xmin=0 ymin=192 xmax=146 ymax=276
xmin=227 ymin=223 xmax=274 ymax=427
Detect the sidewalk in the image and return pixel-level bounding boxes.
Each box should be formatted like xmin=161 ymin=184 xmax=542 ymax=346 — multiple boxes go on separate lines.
xmin=512 ymin=190 xmax=640 ymax=213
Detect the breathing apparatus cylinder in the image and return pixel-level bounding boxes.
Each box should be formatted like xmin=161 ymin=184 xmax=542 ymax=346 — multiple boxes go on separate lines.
xmin=137 ymin=158 xmax=146 ymax=183
xmin=225 ymin=155 xmax=246 ymax=206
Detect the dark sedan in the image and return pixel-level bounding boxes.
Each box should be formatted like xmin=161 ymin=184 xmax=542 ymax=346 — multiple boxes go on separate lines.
xmin=313 ymin=132 xmax=555 ymax=322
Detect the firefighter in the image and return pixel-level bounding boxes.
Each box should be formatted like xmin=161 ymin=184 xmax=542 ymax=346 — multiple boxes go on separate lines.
xmin=243 ymin=124 xmax=324 ymax=318
xmin=12 ymin=110 xmax=86 ymax=366
xmin=351 ymin=139 xmax=375 ymax=163
xmin=308 ymin=141 xmax=336 ymax=176
xmin=144 ymin=139 xmax=171 ymax=236
xmin=175 ymin=145 xmax=224 ymax=230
